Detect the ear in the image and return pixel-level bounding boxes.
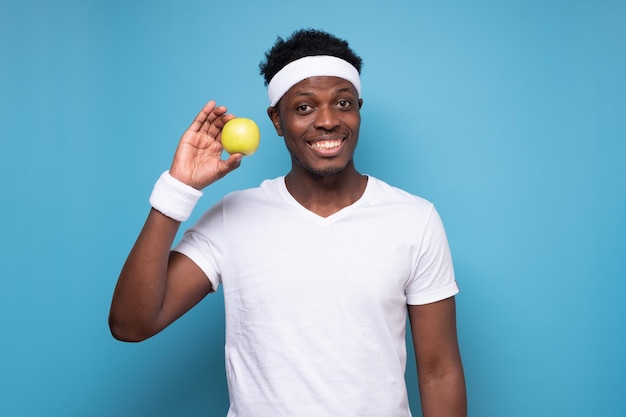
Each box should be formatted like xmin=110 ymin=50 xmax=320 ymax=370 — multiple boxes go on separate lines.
xmin=267 ymin=106 xmax=284 ymax=136
xmin=358 ymin=98 xmax=363 ymax=109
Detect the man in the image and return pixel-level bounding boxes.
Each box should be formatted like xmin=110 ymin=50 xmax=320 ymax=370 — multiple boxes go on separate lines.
xmin=109 ymin=28 xmax=466 ymax=417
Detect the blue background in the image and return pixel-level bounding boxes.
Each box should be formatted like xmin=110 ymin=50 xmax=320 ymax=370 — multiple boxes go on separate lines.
xmin=1 ymin=0 xmax=625 ymax=416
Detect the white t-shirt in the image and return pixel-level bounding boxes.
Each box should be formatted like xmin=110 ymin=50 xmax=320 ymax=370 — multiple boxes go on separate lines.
xmin=174 ymin=176 xmax=459 ymax=417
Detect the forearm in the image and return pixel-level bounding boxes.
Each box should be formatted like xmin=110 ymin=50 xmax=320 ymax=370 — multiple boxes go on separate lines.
xmin=109 ymin=209 xmax=181 ymax=341
xmin=419 ymin=369 xmax=467 ymax=417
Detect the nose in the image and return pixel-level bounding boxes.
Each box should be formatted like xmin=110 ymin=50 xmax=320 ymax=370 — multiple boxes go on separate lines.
xmin=314 ymin=105 xmax=340 ymax=131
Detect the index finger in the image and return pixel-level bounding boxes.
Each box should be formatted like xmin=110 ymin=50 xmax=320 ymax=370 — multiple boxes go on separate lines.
xmin=187 ymin=101 xmax=228 ymax=133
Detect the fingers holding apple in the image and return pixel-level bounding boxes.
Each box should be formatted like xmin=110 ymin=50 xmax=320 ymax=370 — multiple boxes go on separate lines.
xmin=221 ymin=118 xmax=261 ymax=156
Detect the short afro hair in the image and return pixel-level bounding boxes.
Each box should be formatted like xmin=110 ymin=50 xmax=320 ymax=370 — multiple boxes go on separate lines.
xmin=259 ymin=28 xmax=363 ymax=86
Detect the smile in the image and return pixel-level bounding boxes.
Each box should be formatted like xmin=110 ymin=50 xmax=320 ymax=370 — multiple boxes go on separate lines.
xmin=309 ymin=139 xmax=343 ymax=150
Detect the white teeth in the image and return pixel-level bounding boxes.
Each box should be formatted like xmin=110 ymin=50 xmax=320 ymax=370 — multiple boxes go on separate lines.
xmin=311 ymin=139 xmax=342 ymax=150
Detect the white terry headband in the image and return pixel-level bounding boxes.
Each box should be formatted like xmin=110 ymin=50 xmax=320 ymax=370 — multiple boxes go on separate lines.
xmin=267 ymin=55 xmax=361 ymax=107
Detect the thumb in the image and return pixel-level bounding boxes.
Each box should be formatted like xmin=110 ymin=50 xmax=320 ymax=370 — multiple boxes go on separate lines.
xmin=217 ymin=154 xmax=244 ymax=178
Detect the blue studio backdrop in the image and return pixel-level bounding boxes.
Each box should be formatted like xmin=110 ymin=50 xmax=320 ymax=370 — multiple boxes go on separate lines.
xmin=1 ymin=1 xmax=625 ymax=416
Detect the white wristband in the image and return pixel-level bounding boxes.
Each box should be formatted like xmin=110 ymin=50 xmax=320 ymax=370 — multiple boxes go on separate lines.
xmin=149 ymin=171 xmax=203 ymax=222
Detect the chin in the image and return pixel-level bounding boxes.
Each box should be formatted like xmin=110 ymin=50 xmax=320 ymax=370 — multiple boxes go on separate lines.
xmin=303 ymin=159 xmax=354 ymax=178
xmin=290 ymin=149 xmax=355 ymax=178
xmin=310 ymin=167 xmax=345 ymax=177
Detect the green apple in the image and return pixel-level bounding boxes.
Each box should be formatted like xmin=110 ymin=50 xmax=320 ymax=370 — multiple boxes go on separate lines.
xmin=221 ymin=118 xmax=260 ymax=155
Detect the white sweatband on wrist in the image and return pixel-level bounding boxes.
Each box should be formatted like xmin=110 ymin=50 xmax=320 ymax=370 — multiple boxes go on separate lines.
xmin=149 ymin=171 xmax=202 ymax=222
xmin=267 ymin=55 xmax=361 ymax=107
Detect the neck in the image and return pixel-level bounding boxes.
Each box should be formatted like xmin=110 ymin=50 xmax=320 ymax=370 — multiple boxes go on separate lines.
xmin=285 ymin=162 xmax=368 ymax=218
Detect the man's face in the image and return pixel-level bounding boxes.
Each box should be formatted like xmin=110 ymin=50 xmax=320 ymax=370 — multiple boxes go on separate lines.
xmin=268 ymin=76 xmax=362 ymax=178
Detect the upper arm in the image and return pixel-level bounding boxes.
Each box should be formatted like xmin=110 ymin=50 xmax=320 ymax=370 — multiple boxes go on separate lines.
xmin=409 ymin=298 xmax=468 ymax=417
xmin=408 ymin=296 xmax=463 ymax=379
xmin=155 ymin=251 xmax=214 ymax=331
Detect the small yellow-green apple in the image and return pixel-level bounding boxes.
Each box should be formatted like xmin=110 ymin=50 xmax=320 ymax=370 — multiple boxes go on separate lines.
xmin=221 ymin=118 xmax=260 ymax=155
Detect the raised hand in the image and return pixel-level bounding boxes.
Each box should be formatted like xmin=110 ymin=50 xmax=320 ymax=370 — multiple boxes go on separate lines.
xmin=169 ymin=100 xmax=243 ymax=190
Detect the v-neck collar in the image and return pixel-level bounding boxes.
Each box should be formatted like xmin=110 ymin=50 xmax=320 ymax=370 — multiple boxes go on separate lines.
xmin=277 ymin=176 xmax=372 ymax=224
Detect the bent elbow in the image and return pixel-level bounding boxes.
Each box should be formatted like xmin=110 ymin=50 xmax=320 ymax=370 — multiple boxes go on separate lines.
xmin=108 ymin=315 xmax=152 ymax=343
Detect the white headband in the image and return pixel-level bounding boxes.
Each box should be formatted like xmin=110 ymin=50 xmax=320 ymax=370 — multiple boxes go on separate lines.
xmin=267 ymin=55 xmax=361 ymax=107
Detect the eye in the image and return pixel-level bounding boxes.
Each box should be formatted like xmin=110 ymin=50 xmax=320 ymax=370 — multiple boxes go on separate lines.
xmin=295 ymin=103 xmax=314 ymax=114
xmin=336 ymin=100 xmax=352 ymax=109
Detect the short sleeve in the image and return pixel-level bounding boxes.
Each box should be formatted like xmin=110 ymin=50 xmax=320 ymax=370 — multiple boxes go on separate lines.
xmin=405 ymin=206 xmax=459 ymax=305
xmin=172 ymin=201 xmax=225 ymax=291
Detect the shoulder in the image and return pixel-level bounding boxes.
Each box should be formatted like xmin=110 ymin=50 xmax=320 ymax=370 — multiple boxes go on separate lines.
xmin=212 ymin=177 xmax=291 ymax=222
xmin=191 ymin=177 xmax=286 ymax=232
xmin=222 ymin=177 xmax=285 ymax=204
xmin=366 ymin=176 xmax=435 ymax=213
